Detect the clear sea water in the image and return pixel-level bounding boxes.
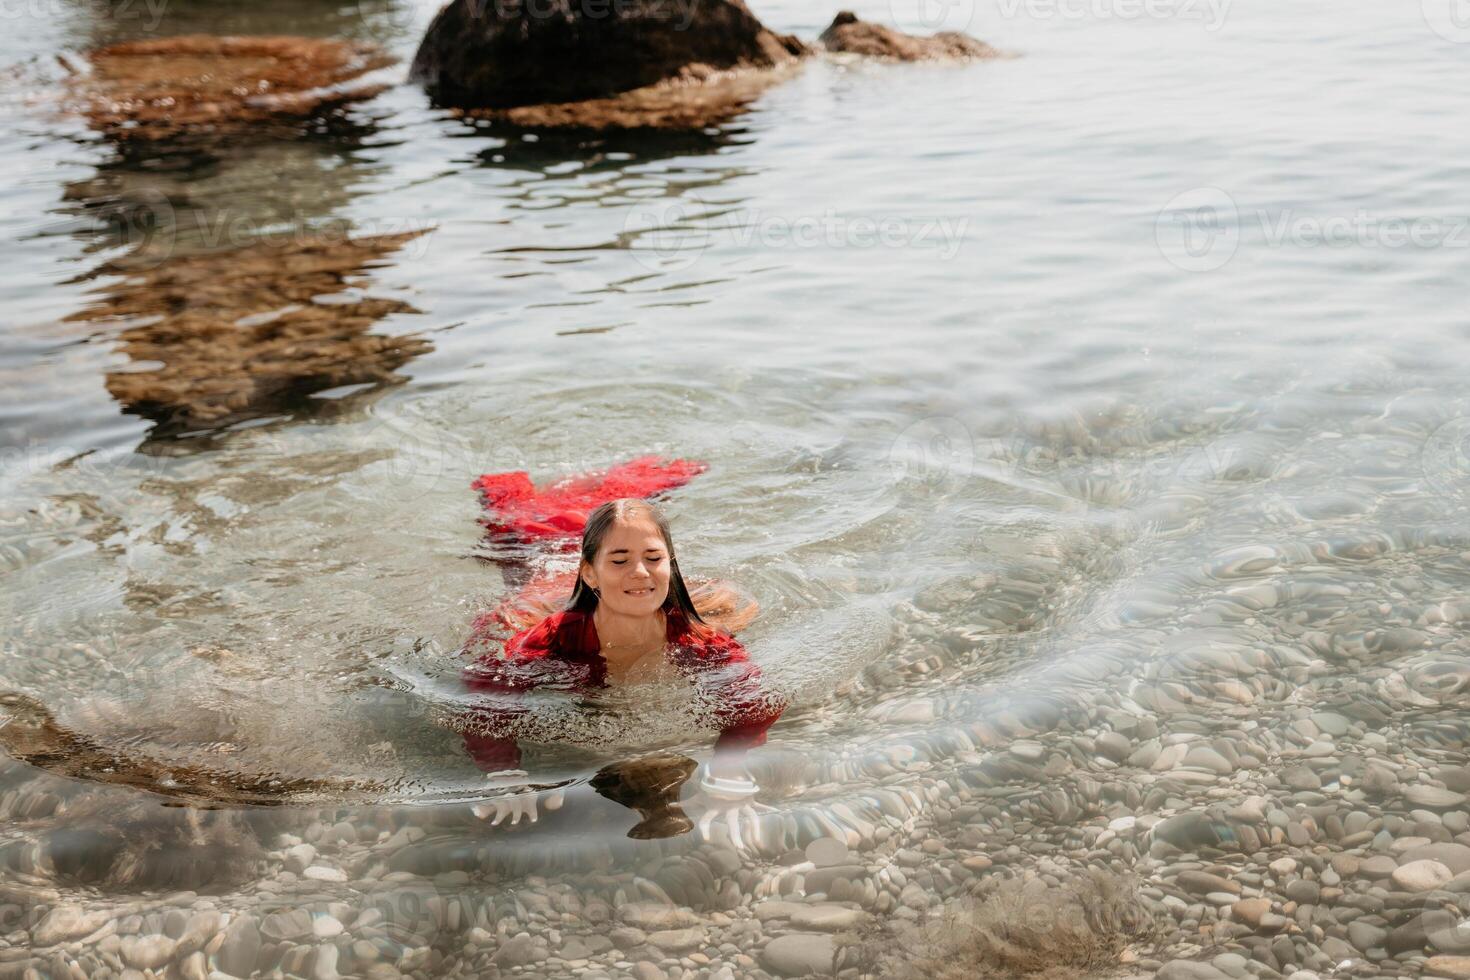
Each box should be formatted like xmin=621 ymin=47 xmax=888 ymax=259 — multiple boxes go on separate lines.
xmin=4 ymin=0 xmax=1470 ymax=959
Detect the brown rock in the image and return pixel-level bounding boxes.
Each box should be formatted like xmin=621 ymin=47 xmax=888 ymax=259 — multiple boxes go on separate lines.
xmin=1178 ymin=870 xmax=1241 ymax=896
xmin=1231 ymin=898 xmax=1275 ymax=930
xmin=818 ymin=11 xmax=1002 ymax=61
xmin=458 ymin=62 xmax=803 ymax=130
xmin=1392 ymin=859 xmax=1452 ymax=893
xmin=69 ymin=35 xmax=394 ymax=142
xmin=1428 ymin=955 xmax=1470 ymax=979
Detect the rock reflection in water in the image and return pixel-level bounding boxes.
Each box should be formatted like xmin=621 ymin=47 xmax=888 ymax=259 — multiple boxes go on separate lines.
xmin=66 ymin=228 xmax=431 ymax=441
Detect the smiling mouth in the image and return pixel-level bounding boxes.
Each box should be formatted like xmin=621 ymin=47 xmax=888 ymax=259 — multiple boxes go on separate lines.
xmin=624 ymin=588 xmax=654 ymax=596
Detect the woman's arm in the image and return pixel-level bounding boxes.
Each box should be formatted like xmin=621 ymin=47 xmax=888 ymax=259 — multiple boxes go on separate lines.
xmin=457 ymin=613 xmax=564 ymax=772
xmin=677 ymin=630 xmax=787 ymax=762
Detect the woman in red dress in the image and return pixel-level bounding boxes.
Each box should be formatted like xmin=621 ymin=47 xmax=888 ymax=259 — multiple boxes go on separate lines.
xmin=458 ymin=494 xmax=785 ymax=845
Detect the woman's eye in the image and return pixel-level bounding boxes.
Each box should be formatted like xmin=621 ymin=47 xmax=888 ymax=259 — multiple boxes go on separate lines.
xmin=611 ymin=560 xmax=628 ymax=565
xmin=648 ymin=557 xmax=663 ymax=563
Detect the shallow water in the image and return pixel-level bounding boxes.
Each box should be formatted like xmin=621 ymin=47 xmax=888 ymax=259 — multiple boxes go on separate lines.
xmin=5 ymin=0 xmax=1470 ymax=976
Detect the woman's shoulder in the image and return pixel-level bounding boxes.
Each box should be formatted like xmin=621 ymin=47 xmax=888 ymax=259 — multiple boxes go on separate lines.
xmin=507 ymin=608 xmax=595 ymax=659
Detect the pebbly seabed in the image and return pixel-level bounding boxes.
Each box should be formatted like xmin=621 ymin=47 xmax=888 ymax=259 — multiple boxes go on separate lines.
xmin=5 ymin=0 xmax=1470 ymax=978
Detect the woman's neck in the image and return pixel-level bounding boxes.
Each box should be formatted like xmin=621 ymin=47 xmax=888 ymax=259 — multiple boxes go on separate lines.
xmin=592 ymin=604 xmax=666 ymax=653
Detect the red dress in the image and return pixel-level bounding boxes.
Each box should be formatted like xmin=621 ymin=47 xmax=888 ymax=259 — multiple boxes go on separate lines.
xmin=473 ymin=456 xmax=707 ymax=545
xmin=459 ymin=607 xmax=784 ymax=772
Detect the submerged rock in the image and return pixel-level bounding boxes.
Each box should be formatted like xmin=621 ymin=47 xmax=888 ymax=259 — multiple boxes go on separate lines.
xmin=818 ymin=11 xmax=1002 ymax=60
xmin=65 ymin=229 xmax=431 ymax=439
xmin=68 ymin=35 xmax=395 ymax=142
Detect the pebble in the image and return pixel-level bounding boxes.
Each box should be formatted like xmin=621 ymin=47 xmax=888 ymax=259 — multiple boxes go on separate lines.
xmin=1392 ymin=859 xmax=1454 ymax=892
xmin=1427 ymin=955 xmax=1470 ymax=979
xmin=619 ymin=905 xmax=701 ymax=931
xmin=646 ymin=928 xmax=704 ymax=953
xmin=760 ymin=934 xmax=836 ymax=977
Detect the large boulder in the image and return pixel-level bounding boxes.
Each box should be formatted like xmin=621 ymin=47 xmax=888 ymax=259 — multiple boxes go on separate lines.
xmin=409 ymin=0 xmax=805 ymax=110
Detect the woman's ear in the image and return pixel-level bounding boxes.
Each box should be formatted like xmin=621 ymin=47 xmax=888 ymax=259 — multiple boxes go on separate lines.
xmin=579 ymin=560 xmax=597 ymax=591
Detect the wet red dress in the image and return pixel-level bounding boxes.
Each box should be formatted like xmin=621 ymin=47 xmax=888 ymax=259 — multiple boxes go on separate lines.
xmin=473 ymin=455 xmax=707 ymax=545
xmin=459 ymin=607 xmax=784 ymax=772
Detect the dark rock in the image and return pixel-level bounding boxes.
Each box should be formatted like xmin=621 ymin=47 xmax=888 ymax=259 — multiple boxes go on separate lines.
xmin=819 ymin=11 xmax=1001 ymax=61
xmin=410 ymin=0 xmax=804 ymax=109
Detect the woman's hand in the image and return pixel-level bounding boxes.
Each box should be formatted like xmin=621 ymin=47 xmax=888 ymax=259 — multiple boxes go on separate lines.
xmin=469 ymin=769 xmax=566 ymax=826
xmin=691 ymin=760 xmax=774 ymax=853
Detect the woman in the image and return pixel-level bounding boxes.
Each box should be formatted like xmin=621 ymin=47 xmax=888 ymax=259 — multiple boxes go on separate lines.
xmin=458 ymin=496 xmax=785 ymax=842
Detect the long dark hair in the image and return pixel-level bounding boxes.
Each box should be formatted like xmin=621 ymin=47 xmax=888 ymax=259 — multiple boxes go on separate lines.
xmin=567 ymin=499 xmax=708 ymax=630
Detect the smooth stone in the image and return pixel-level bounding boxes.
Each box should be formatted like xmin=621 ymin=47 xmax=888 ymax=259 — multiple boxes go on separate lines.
xmin=1408 ymin=786 xmax=1469 ymax=809
xmin=1232 ymin=899 xmax=1273 ymax=930
xmin=215 ymin=915 xmax=261 ymax=978
xmin=1284 ymin=880 xmax=1320 ymax=905
xmin=1427 ymin=955 xmax=1470 ymax=979
xmin=491 ymin=935 xmax=540 ymax=968
xmin=761 ymin=934 xmax=836 ymax=977
xmin=753 ymin=902 xmax=806 ymax=922
xmin=285 ymin=843 xmax=317 ymax=873
xmin=1269 ymin=858 xmax=1298 ymax=876
xmin=1178 ymin=870 xmax=1241 ymax=896
xmin=790 ymin=906 xmax=866 ymax=932
xmin=32 ymin=906 xmax=109 ymax=946
xmin=610 ymin=927 xmax=648 ymax=950
xmin=1157 ymin=961 xmax=1232 ymax=980
xmin=121 ymin=934 xmax=177 ymax=970
xmin=1348 ymin=921 xmax=1388 ymax=951
xmin=647 ymin=928 xmax=704 ymax=953
xmin=619 ymin=904 xmax=701 ymax=931
xmin=1405 ymin=843 xmax=1470 ymax=875
xmin=1358 ymin=856 xmax=1398 ymax=879
xmin=1392 ymin=859 xmax=1454 ymax=893
xmin=302 ymin=865 xmax=347 ymax=883
xmin=1183 ymin=747 xmax=1234 ymax=775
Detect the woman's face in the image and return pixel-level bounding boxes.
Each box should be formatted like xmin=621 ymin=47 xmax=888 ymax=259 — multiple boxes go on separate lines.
xmin=581 ymin=516 xmax=672 ymax=617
